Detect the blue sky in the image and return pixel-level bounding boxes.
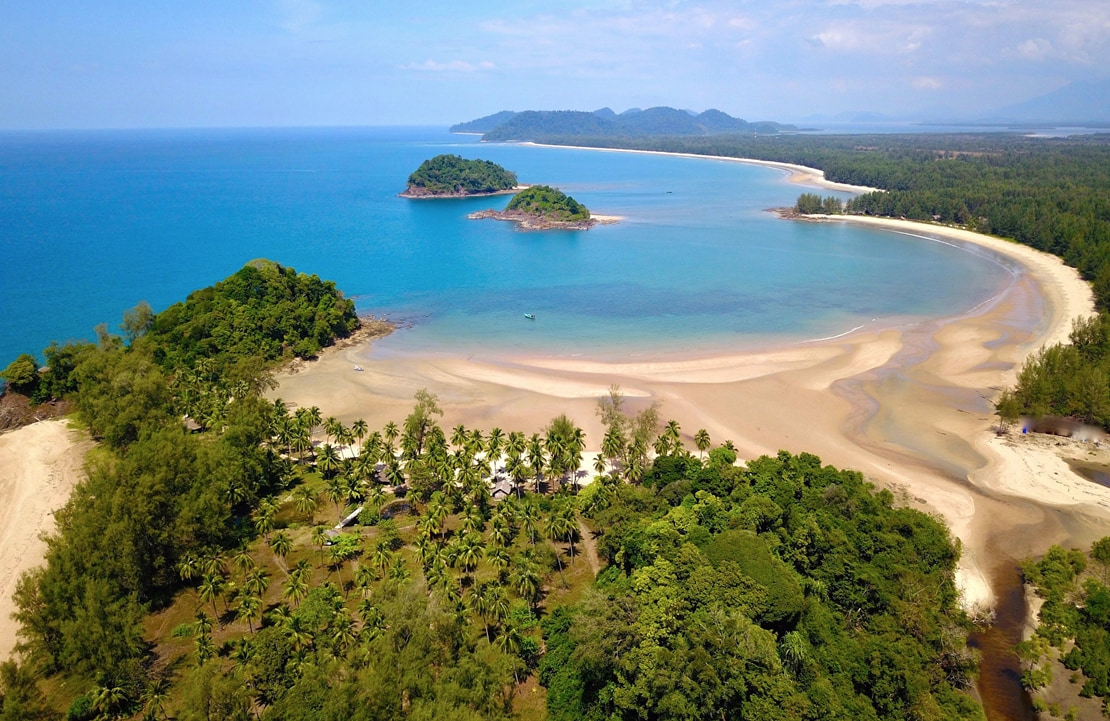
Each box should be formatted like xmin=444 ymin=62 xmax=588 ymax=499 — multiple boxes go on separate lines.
xmin=2 ymin=0 xmax=1107 ymax=129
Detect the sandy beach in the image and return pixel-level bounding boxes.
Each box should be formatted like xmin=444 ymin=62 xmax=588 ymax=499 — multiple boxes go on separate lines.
xmin=522 ymin=142 xmax=882 ymax=193
xmin=276 ymin=202 xmax=1108 ymax=613
xmin=0 ymin=420 xmax=92 ymax=661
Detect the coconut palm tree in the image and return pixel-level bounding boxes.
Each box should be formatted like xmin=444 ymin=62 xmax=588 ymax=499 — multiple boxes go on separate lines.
xmin=323 ymin=475 xmax=349 ymax=521
xmin=231 ymin=547 xmax=255 ymax=576
xmin=382 ymin=420 xmax=399 ymax=452
xmin=527 ymin=434 xmax=546 ymax=493
xmin=663 ymin=419 xmax=682 ymax=454
xmin=291 ymin=485 xmax=318 ymax=522
xmin=197 ymin=573 xmax=223 ymax=618
xmin=270 ymin=530 xmax=292 ymax=572
xmin=244 ymin=567 xmax=270 ymax=597
xmin=510 ymin=563 xmax=541 ymax=611
xmin=496 ymin=622 xmax=526 ymax=683
xmin=460 ymin=504 xmax=486 ymax=536
xmin=519 ymin=502 xmax=542 ymax=546
xmin=236 ymin=593 xmax=262 ymax=633
xmin=694 ymin=428 xmax=711 ymax=459
xmin=91 ymin=683 xmax=130 ymax=720
xmin=488 ymin=515 xmax=511 ymax=548
xmin=486 ymin=427 xmax=504 ymax=468
xmin=331 ymin=611 xmax=357 ymax=655
xmin=469 ymin=582 xmax=496 ymax=642
xmin=254 ymin=504 xmax=275 ymax=542
xmin=355 ymin=563 xmax=378 ymax=597
xmin=486 ymin=544 xmax=511 ymax=581
xmin=592 ymin=452 xmax=608 ymax=480
xmin=140 ymin=678 xmax=171 ymax=721
xmin=317 ymin=443 xmax=341 ymax=479
xmin=177 ymin=551 xmax=200 ymax=583
xmin=389 ymin=555 xmax=410 ymax=582
xmin=311 ymin=525 xmax=330 ymax=565
xmin=282 ymin=573 xmax=309 ymax=608
xmin=455 ymin=533 xmax=484 ymax=579
xmin=351 ymin=418 xmax=368 ymax=445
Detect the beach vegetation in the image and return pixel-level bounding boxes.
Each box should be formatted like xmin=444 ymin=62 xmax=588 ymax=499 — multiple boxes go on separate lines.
xmin=406 ymin=154 xmax=518 ymax=195
xmin=0 ymin=353 xmax=39 ymax=394
xmin=1020 ymin=538 xmax=1110 ymax=711
xmin=2 ymin=267 xmax=984 ymax=720
xmin=505 ymin=185 xmax=590 ymax=222
xmin=794 ymin=193 xmax=844 ymax=215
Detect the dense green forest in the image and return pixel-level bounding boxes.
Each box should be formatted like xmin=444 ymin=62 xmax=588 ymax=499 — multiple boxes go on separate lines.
xmin=505 ymin=186 xmax=590 ymax=222
xmin=1020 ymin=539 xmax=1110 ymax=716
xmin=0 ymin=263 xmax=985 ymax=719
xmin=542 ymin=449 xmax=980 ymax=721
xmin=405 ymin=154 xmax=518 ymax=195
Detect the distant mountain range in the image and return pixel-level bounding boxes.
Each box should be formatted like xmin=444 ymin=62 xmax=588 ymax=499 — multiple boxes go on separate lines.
xmin=450 ymin=107 xmax=797 ymax=140
xmin=985 ymin=77 xmax=1110 ymax=124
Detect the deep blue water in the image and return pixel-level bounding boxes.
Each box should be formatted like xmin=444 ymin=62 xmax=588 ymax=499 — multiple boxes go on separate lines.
xmin=0 ymin=127 xmax=1015 ymax=363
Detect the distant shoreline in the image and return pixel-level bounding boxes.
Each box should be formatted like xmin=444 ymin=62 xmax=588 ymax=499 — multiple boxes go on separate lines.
xmin=517 ymin=141 xmax=882 ymax=194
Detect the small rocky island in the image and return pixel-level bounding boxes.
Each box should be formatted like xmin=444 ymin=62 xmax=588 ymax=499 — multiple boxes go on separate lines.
xmin=400 ymin=154 xmax=520 ymax=198
xmin=469 ymin=185 xmax=615 ymax=230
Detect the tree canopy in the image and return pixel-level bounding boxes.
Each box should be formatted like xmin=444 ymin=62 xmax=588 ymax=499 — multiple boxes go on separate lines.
xmin=505 ymin=185 xmax=590 ymax=222
xmin=405 ymin=154 xmax=518 ymax=195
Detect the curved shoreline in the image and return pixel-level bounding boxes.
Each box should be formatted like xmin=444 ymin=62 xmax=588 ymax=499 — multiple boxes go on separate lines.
xmin=519 ymin=141 xmax=882 ymax=193
xmin=275 ymin=151 xmax=1106 ymax=614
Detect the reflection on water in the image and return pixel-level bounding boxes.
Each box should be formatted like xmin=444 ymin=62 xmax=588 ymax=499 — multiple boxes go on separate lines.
xmin=1068 ymin=462 xmax=1110 ymax=488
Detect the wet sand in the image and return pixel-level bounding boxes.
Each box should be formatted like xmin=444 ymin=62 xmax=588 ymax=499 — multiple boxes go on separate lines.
xmin=275 ymin=211 xmax=1108 ymax=612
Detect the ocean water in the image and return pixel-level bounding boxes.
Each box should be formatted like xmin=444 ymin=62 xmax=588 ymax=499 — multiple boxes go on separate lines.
xmin=0 ymin=127 xmax=1016 ymax=364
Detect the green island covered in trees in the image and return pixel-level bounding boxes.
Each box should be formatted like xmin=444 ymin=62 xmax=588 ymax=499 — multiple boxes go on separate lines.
xmin=0 ymin=263 xmax=984 ymax=720
xmin=401 ymin=154 xmax=519 ymax=198
xmin=469 ymin=185 xmax=603 ymax=231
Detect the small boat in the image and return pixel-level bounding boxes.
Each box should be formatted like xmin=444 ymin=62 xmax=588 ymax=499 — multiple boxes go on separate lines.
xmin=353 ymin=365 xmax=363 ymax=371
xmin=523 ymin=313 xmax=535 ymax=320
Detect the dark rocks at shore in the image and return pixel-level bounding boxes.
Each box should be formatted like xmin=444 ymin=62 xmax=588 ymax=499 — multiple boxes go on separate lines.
xmin=398 ymin=185 xmax=524 ymax=199
xmin=467 ymin=208 xmax=610 ymax=231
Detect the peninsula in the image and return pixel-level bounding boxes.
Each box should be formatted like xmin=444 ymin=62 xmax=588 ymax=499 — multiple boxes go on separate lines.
xmin=400 ymin=153 xmax=520 ymax=198
xmin=468 ymin=184 xmax=614 ymax=230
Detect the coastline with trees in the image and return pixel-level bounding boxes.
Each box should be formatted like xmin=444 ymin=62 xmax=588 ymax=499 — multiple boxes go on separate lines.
xmin=4 ymin=130 xmax=1110 ymax=717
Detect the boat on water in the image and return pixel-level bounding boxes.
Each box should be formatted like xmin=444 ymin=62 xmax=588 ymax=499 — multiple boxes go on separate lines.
xmin=523 ymin=313 xmax=535 ymax=320
xmin=353 ymin=365 xmax=363 ymax=371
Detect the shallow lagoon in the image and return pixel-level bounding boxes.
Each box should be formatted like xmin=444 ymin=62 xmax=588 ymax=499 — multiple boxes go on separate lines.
xmin=0 ymin=127 xmax=1014 ymax=362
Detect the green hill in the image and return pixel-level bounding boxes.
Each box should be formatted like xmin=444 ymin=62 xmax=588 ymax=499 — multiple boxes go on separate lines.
xmin=404 ymin=154 xmax=517 ymax=196
xmin=460 ymin=106 xmax=797 ymax=142
xmin=505 ymin=185 xmax=590 ymax=221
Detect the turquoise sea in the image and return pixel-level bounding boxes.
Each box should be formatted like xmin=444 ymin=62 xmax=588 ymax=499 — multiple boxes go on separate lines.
xmin=0 ymin=127 xmax=1017 ymax=364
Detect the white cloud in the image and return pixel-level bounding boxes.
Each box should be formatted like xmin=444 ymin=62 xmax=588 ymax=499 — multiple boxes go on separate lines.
xmin=911 ymin=76 xmax=943 ymax=90
xmin=808 ymin=22 xmax=931 ymax=54
xmin=1017 ymin=37 xmax=1052 ymax=60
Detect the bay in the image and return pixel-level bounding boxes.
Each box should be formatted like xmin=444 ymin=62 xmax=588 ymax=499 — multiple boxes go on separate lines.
xmin=0 ymin=127 xmax=1014 ymax=364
